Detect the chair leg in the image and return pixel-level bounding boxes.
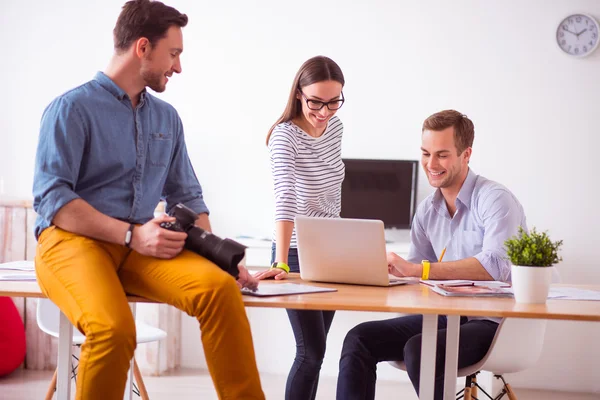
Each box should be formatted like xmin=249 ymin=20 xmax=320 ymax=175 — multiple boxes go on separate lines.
xmin=463 ymin=374 xmax=473 ymax=400
xmin=494 ymin=375 xmax=517 ymax=400
xmin=505 ymin=383 xmax=517 ymax=400
xmin=133 ymin=358 xmax=150 ymax=400
xmin=45 ymin=368 xmax=58 ymax=400
xmin=472 ymin=374 xmax=478 ymax=399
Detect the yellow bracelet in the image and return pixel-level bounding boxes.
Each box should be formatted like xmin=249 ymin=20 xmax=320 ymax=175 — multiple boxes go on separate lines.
xmin=270 ymin=261 xmax=290 ymax=274
xmin=421 ymin=260 xmax=431 ymax=280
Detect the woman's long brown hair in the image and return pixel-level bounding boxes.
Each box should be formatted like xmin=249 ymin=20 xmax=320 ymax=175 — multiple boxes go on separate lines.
xmin=266 ymin=56 xmax=345 ymax=145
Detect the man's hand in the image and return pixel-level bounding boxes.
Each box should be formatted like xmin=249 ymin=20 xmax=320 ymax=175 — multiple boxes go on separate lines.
xmin=253 ymin=267 xmax=288 ymax=281
xmin=236 ymin=265 xmax=259 ymax=290
xmin=387 ymin=252 xmax=421 ymax=277
xmin=130 ymin=214 xmax=188 ymax=259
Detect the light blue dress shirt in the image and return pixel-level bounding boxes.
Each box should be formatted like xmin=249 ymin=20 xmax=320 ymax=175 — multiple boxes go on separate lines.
xmin=33 ymin=72 xmax=208 ymax=238
xmin=407 ymin=169 xmax=527 ymax=282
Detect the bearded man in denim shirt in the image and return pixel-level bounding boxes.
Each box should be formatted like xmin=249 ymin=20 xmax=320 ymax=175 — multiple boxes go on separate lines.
xmin=32 ymin=1 xmax=264 ymax=399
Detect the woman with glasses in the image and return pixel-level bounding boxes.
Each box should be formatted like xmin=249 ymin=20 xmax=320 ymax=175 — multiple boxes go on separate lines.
xmin=254 ymin=55 xmax=345 ymax=400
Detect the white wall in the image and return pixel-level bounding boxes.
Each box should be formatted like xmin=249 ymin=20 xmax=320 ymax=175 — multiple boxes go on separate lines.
xmin=2 ymin=0 xmax=600 ymax=394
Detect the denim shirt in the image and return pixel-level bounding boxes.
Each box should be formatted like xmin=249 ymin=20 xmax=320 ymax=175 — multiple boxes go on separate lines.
xmin=407 ymin=169 xmax=527 ymax=282
xmin=33 ymin=72 xmax=208 ymax=238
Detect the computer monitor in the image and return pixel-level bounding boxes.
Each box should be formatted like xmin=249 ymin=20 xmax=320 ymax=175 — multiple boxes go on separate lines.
xmin=341 ymin=159 xmax=418 ymax=229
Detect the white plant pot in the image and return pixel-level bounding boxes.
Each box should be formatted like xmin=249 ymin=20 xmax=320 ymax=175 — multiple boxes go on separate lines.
xmin=511 ymin=265 xmax=553 ymax=304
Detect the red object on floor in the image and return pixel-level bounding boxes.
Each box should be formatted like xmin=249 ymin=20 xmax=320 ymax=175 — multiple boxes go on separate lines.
xmin=0 ymin=296 xmax=26 ymax=376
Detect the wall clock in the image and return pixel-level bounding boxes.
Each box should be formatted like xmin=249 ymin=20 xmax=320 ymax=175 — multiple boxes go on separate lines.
xmin=556 ymin=14 xmax=599 ymax=57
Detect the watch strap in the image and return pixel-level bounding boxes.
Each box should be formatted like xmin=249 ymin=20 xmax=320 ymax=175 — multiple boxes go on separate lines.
xmin=124 ymin=224 xmax=135 ymax=248
xmin=270 ymin=261 xmax=290 ymax=273
xmin=421 ymin=260 xmax=431 ymax=280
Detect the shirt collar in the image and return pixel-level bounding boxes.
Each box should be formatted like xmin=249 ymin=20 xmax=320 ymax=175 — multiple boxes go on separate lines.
xmin=430 ymin=168 xmax=478 ymax=213
xmin=93 ymin=71 xmax=147 ymax=103
xmin=456 ymin=168 xmax=477 ymax=210
xmin=431 ymin=188 xmax=444 ymax=209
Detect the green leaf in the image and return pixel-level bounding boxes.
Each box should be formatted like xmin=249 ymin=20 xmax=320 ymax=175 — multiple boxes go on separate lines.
xmin=503 ymin=226 xmax=562 ymax=267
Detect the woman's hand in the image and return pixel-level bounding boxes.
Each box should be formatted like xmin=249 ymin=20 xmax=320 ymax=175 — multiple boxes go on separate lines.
xmin=254 ymin=267 xmax=289 ymax=281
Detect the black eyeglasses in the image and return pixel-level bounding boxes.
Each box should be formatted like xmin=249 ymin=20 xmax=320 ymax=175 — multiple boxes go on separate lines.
xmin=299 ymin=90 xmax=345 ymax=111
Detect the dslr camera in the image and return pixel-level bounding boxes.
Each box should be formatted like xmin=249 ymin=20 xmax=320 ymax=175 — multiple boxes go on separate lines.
xmin=160 ymin=203 xmax=246 ymax=279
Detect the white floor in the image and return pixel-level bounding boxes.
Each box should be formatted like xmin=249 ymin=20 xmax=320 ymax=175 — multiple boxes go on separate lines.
xmin=1 ymin=368 xmax=598 ymax=400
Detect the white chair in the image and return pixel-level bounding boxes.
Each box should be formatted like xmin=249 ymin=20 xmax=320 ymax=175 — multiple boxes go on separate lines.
xmin=389 ymin=269 xmax=560 ymax=400
xmin=389 ymin=318 xmax=546 ymax=400
xmin=37 ymin=298 xmax=167 ymax=400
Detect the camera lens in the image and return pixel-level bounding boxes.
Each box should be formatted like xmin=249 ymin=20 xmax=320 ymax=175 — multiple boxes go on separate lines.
xmin=167 ymin=203 xmax=247 ymax=278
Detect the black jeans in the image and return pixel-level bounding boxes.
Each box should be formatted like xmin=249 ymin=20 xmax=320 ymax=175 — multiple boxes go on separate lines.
xmin=271 ymin=244 xmax=336 ymax=400
xmin=336 ymin=315 xmax=498 ymax=400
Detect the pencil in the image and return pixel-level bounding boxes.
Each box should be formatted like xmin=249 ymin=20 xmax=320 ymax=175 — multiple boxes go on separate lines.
xmin=438 ymin=247 xmax=446 ymax=263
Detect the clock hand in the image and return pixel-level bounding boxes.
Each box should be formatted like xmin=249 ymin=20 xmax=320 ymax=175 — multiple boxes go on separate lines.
xmin=576 ymin=28 xmax=588 ymax=37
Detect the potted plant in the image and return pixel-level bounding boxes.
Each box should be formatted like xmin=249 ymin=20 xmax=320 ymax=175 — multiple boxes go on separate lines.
xmin=504 ymin=227 xmax=563 ymax=304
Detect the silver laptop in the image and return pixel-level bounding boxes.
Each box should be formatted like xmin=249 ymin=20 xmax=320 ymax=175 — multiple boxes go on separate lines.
xmin=295 ymin=216 xmax=408 ymax=287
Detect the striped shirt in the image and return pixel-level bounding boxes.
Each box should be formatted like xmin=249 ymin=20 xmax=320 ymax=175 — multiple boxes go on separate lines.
xmin=269 ymin=116 xmax=345 ymax=248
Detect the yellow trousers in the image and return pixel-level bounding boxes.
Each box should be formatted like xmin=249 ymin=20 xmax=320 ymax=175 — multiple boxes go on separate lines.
xmin=35 ymin=226 xmax=265 ymax=400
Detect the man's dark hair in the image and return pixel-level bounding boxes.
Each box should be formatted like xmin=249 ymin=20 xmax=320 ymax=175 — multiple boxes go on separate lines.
xmin=422 ymin=109 xmax=474 ymax=155
xmin=113 ymin=0 xmax=188 ymax=52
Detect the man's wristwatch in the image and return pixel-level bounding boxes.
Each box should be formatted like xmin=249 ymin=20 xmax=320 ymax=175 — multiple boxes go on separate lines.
xmin=421 ymin=260 xmax=431 ymax=280
xmin=124 ymin=224 xmax=135 ymax=248
xmin=271 ymin=261 xmax=290 ymax=273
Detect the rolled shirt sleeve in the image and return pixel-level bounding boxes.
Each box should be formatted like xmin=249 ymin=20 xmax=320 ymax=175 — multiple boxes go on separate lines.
xmin=33 ymin=98 xmax=85 ymax=229
xmin=473 ymin=189 xmax=527 ymax=281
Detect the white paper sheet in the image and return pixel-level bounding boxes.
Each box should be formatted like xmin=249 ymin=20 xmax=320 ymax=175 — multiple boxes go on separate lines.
xmin=0 ymin=272 xmax=37 ymax=281
xmin=548 ymin=287 xmax=600 ymax=301
xmin=0 ymin=261 xmax=35 ymax=271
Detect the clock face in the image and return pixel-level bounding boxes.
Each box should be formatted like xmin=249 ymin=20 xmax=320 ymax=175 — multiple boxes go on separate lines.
xmin=556 ymin=14 xmax=599 ymax=57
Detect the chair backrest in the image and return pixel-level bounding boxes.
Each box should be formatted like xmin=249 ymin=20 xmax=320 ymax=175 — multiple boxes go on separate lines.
xmin=37 ymin=298 xmax=87 ymax=344
xmin=464 ymin=268 xmax=560 ymax=375
xmin=37 ymin=298 xmax=167 ymax=345
xmin=36 ymin=298 xmax=62 ymax=338
xmin=472 ymin=318 xmax=547 ymax=375
xmin=388 ymin=317 xmax=548 ymax=376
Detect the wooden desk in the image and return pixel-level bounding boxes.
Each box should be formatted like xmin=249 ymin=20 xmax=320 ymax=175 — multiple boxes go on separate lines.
xmin=244 ymin=275 xmax=600 ymax=321
xmin=3 ymin=274 xmax=600 ymax=400
xmin=246 ymin=276 xmax=600 ymax=399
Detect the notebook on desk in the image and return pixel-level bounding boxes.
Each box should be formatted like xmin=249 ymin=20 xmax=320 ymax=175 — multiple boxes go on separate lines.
xmin=429 ymin=284 xmax=513 ymax=298
xmin=420 ymin=280 xmax=511 ymax=288
xmin=241 ymin=283 xmax=337 ymax=297
xmin=295 ymin=216 xmax=409 ymax=287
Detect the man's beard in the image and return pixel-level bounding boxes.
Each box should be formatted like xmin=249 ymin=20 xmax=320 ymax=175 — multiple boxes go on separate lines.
xmin=141 ymin=67 xmax=166 ymax=93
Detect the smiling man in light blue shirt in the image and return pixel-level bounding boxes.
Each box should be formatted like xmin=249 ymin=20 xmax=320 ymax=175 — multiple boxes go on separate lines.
xmin=337 ymin=110 xmax=527 ymax=400
xmin=400 ymin=158 xmax=526 ymax=283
